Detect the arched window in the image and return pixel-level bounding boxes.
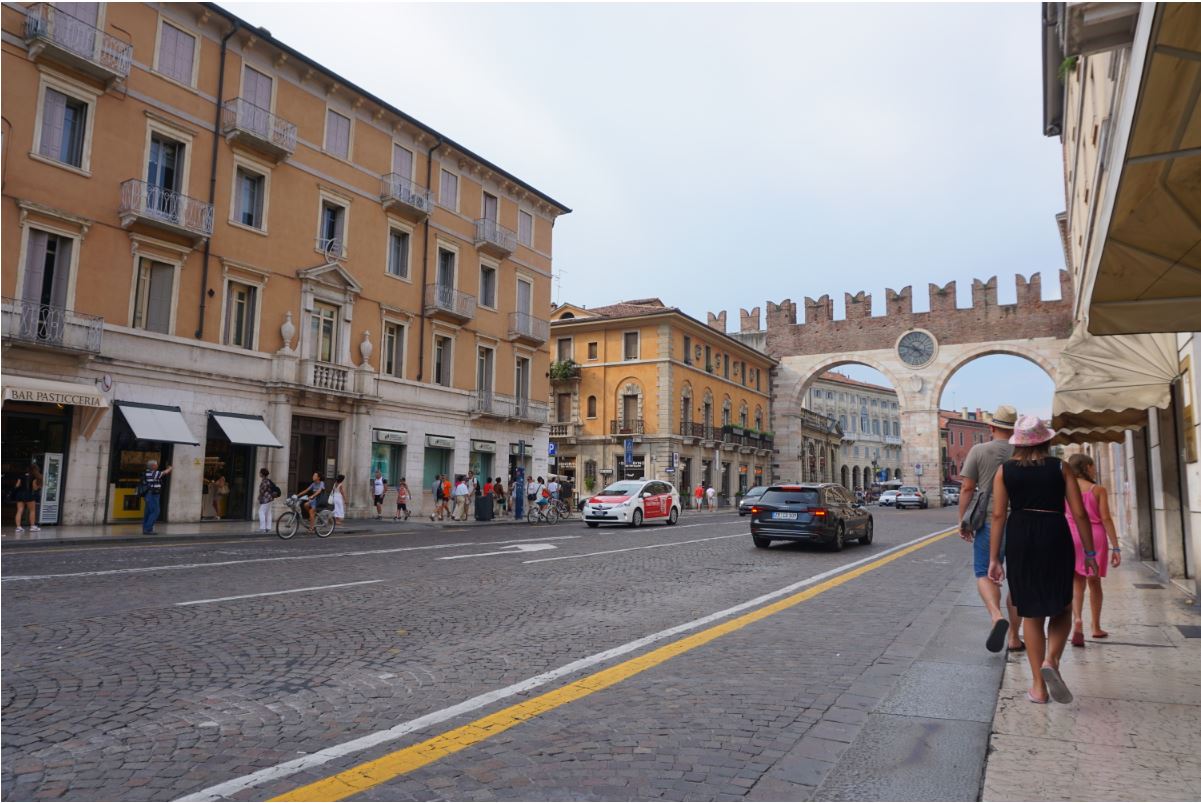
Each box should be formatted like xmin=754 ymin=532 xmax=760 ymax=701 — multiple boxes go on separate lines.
xmin=559 ymin=312 xmax=575 ymax=319
xmin=586 ymin=395 xmax=597 ymax=418
xmin=739 ymin=402 xmax=748 ymax=428
xmin=722 ymin=399 xmax=732 ymax=426
xmin=839 ymin=414 xmax=847 ymax=430
xmin=754 ymin=407 xmax=763 ymax=431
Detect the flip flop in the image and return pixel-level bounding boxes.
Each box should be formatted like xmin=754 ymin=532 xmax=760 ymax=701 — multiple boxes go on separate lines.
xmin=1040 ymin=666 xmax=1073 ymax=704
xmin=1071 ymin=631 xmax=1086 ymax=648
xmin=1026 ymin=690 xmax=1049 ymax=705
xmin=1008 ymin=642 xmax=1026 ymax=653
xmin=986 ymin=619 xmax=1010 ymax=653
xmin=1092 ymin=631 xmax=1109 ymax=639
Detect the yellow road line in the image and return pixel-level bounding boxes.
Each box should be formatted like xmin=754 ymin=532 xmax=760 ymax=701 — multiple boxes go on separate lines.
xmin=272 ymin=527 xmax=957 ymax=802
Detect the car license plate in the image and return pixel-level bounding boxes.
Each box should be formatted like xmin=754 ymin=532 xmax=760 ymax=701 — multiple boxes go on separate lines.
xmin=772 ymin=512 xmax=798 ymax=520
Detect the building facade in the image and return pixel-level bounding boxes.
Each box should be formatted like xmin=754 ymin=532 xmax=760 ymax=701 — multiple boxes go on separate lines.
xmin=547 ymin=299 xmax=776 ymax=504
xmin=1 ymin=2 xmax=568 ymax=526
xmin=939 ymin=408 xmax=993 ymax=484
xmin=804 ymin=371 xmax=902 ymax=489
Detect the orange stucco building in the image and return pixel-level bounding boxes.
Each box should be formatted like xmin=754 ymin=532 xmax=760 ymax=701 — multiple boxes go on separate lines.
xmin=1 ymin=2 xmax=568 ymax=525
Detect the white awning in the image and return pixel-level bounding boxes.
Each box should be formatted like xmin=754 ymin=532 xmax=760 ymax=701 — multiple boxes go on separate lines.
xmin=211 ymin=413 xmax=283 ymax=448
xmin=2 ymin=375 xmax=108 ymax=408
xmin=117 ymin=403 xmax=198 ymax=445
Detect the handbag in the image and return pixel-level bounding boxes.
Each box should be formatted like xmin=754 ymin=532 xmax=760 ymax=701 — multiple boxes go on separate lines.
xmin=962 ymin=489 xmax=990 ymax=533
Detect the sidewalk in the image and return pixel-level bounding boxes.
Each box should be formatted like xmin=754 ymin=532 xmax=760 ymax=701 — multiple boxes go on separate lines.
xmin=982 ymin=560 xmax=1201 ymax=801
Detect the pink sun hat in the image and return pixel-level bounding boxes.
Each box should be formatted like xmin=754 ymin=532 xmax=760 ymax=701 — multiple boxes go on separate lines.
xmin=1009 ymin=414 xmax=1056 ymax=446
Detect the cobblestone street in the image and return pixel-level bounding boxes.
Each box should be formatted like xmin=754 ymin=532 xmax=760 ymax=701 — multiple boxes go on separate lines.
xmin=0 ymin=507 xmax=994 ymax=801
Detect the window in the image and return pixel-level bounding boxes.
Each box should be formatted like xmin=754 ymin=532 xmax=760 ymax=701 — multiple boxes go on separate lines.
xmin=387 ymin=228 xmax=410 ymax=278
xmin=704 ymin=345 xmax=712 ymax=371
xmin=556 ymin=338 xmax=573 ymax=362
xmin=319 ymin=200 xmax=346 ymax=255
xmin=854 ymin=447 xmax=860 ymax=458
xmin=132 ymin=258 xmax=174 ymax=334
xmin=325 ymin=110 xmax=351 ymax=159
xmin=755 ymin=369 xmax=761 ymax=391
xmin=515 ymin=357 xmax=531 ymax=403
xmin=482 ymin=192 xmax=499 ymax=222
xmin=683 ymin=335 xmax=692 ymax=365
xmin=383 ymin=322 xmax=405 ymax=377
xmin=310 ymin=302 xmax=338 ymax=362
xmin=476 ymin=346 xmax=494 ymax=393
xmin=436 ymin=248 xmax=456 ymax=287
xmin=623 ymin=332 xmax=639 ymax=360
xmin=861 ymin=414 xmax=869 ymax=432
xmin=157 ymin=21 xmax=196 ymax=85
xmin=518 ymin=210 xmax=533 ymax=247
xmin=588 ymin=341 xmax=598 ymax=360
xmin=234 ymin=167 xmax=266 ymax=229
xmin=586 ymin=395 xmax=597 ymax=418
xmin=894 ymin=421 xmax=900 ymax=436
xmin=723 ymin=355 xmax=729 ymax=379
xmin=20 ymin=230 xmax=73 ymax=332
xmin=479 ymin=264 xmax=497 ymax=308
xmin=740 ymin=409 xmax=748 ymax=427
xmin=741 ymin=361 xmax=747 ymax=386
xmin=872 ymin=419 xmax=881 ymax=435
xmin=839 ymin=415 xmax=847 ymax=430
xmin=38 ymin=88 xmax=87 ymax=168
xmin=556 ymin=393 xmax=572 ymax=423
xmin=959 ymin=432 xmax=964 ymax=446
xmin=392 ymin=144 xmax=414 ymax=179
xmin=433 ymin=335 xmax=453 ymax=387
xmin=516 ymin=277 xmax=532 ymax=317
xmin=223 ymin=281 xmax=257 ymax=349
xmin=439 ymin=169 xmax=458 ymax=210
xmin=147 ymin=133 xmax=184 ymax=210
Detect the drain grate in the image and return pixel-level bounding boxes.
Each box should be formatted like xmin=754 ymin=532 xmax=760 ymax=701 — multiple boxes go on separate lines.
xmin=1134 ymin=583 xmax=1165 ymax=589
xmin=1177 ymin=625 xmax=1201 ymax=639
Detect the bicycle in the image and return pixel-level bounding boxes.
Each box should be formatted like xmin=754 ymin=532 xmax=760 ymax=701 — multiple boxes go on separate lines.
xmin=277 ymin=495 xmax=335 ymax=539
xmin=527 ymin=499 xmax=559 ymax=525
xmin=550 ymin=497 xmax=574 ymax=520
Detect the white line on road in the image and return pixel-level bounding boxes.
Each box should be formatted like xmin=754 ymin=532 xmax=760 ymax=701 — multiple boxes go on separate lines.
xmin=175 ymin=580 xmax=383 ymax=607
xmin=439 ymin=543 xmax=557 ymax=560
xmin=177 ymin=525 xmax=954 ymax=802
xmin=523 ymin=533 xmax=744 ymax=563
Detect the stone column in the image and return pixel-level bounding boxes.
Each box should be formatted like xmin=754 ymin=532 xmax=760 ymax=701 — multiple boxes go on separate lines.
xmin=900 ymin=407 xmax=942 ymax=507
xmin=268 ymin=392 xmax=292 ymax=492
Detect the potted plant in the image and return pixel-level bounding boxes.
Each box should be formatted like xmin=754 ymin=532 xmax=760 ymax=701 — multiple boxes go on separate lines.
xmin=584 ymin=476 xmax=596 ymax=494
xmin=549 ymin=359 xmax=581 ymax=381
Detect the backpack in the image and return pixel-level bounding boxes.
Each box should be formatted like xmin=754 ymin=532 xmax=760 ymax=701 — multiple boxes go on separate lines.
xmin=269 ymin=480 xmax=282 ymax=499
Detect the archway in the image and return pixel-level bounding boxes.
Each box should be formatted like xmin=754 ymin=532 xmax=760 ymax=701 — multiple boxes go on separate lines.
xmin=840 ymin=464 xmax=850 ymax=489
xmin=852 ymin=466 xmax=861 ymax=488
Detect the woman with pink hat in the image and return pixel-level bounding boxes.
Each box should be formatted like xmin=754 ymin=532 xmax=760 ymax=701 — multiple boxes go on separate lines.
xmin=987 ymin=415 xmax=1099 ymax=705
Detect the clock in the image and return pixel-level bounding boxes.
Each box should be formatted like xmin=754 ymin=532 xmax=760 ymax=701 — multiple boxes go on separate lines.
xmin=897 ymin=330 xmax=936 ymax=368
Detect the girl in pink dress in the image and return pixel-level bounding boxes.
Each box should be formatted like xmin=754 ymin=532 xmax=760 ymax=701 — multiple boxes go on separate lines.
xmin=1065 ymin=454 xmax=1122 ymax=647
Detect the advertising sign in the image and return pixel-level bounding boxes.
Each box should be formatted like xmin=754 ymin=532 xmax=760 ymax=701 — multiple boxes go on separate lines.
xmin=624 ymin=438 xmax=634 ymax=466
xmin=39 ymin=453 xmax=63 ymax=524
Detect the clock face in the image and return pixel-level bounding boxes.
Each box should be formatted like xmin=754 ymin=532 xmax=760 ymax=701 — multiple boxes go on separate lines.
xmin=898 ymin=331 xmax=936 ymax=367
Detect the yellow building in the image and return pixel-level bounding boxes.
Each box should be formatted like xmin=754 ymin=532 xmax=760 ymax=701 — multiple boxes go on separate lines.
xmin=548 ymin=299 xmax=777 ymax=505
xmin=1 ymin=2 xmax=568 ymax=525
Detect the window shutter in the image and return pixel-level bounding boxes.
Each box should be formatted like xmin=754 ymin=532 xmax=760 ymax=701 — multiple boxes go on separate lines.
xmin=21 ymin=230 xmax=50 ymax=304
xmin=326 ymin=110 xmax=349 ymax=158
xmin=146 ymin=263 xmax=174 ymax=333
xmin=48 ymin=237 xmax=72 ymax=309
xmin=40 ymin=89 xmax=67 ymax=162
xmin=160 ymin=24 xmax=195 ymax=84
xmin=393 ymin=144 xmax=413 ymax=179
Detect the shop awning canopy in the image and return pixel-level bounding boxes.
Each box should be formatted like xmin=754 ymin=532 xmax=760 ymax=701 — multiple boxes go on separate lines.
xmin=117 ymin=402 xmax=198 ymax=445
xmin=210 ymin=412 xmax=283 ymax=448
xmin=1051 ymin=327 xmax=1179 ymax=432
xmin=2 ymin=375 xmax=108 ymax=408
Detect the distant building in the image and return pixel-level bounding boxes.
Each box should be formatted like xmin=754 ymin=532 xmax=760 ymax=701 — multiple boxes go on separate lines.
xmin=940 ymin=409 xmax=994 ymax=484
xmin=804 ymin=371 xmax=902 ymax=489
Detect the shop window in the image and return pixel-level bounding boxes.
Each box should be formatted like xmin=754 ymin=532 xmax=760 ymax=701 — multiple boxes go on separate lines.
xmin=223 ymin=281 xmax=257 ymax=349
xmin=383 ymin=322 xmax=405 ymax=378
xmin=132 ymin=258 xmax=175 ymax=334
xmin=387 ymin=228 xmax=410 ymax=278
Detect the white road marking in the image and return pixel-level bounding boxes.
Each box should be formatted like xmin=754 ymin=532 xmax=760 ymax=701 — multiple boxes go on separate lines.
xmin=523 ymin=533 xmax=744 ymax=563
xmin=175 ymin=580 xmax=383 ymax=607
xmin=1 ymin=535 xmax=582 ymax=582
xmin=438 ymin=543 xmax=556 ymax=560
xmin=176 ymin=526 xmax=953 ymax=802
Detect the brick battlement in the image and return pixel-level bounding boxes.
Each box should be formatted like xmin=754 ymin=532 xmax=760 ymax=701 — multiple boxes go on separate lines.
xmin=712 ymin=271 xmax=1073 ymax=358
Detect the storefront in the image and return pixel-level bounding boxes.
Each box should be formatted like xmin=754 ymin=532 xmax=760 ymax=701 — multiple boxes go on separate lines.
xmin=1 ymin=376 xmax=107 ymax=526
xmin=108 ymin=401 xmax=198 ymax=523
xmin=552 ymin=455 xmax=575 ymax=484
xmin=372 ymin=428 xmax=407 ymax=486
xmin=203 ymin=412 xmax=283 ymax=521
xmin=423 ymin=434 xmax=454 ymax=490
xmin=508 ymin=442 xmax=532 ymax=483
xmin=616 ymin=455 xmax=645 ymax=480
xmin=469 ymin=439 xmax=496 ymax=482
xmin=738 ymin=463 xmax=749 ymax=494
xmin=289 ymin=415 xmax=340 ymax=492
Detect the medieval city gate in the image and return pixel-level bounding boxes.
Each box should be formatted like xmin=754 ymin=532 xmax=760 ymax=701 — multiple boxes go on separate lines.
xmin=709 ymin=271 xmax=1075 ymax=505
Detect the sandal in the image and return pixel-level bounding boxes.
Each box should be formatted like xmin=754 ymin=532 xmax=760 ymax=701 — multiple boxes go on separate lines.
xmin=1092 ymin=630 xmax=1109 ymax=639
xmin=1008 ymin=642 xmax=1026 ymax=653
xmin=986 ymin=619 xmax=1010 ymax=653
xmin=1040 ymin=666 xmax=1073 ymax=704
xmin=1026 ymin=690 xmax=1049 ymax=704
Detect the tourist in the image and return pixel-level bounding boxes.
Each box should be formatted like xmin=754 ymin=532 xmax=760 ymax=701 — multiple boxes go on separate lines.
xmin=705 ymin=484 xmax=717 ymax=512
xmin=1065 ymin=454 xmax=1122 ymax=646
xmin=694 ymin=483 xmax=705 ymax=511
xmin=331 ymin=474 xmax=347 ymax=525
xmin=257 ymin=467 xmax=275 ymax=533
xmin=372 ymin=470 xmax=387 ymax=520
xmin=394 ymin=477 xmax=411 ymax=521
xmin=11 ymin=461 xmax=43 ymax=533
xmin=141 ymin=460 xmax=172 ymax=535
xmin=988 ymin=416 xmax=1097 ymax=704
xmin=453 ymin=475 xmax=471 ymax=521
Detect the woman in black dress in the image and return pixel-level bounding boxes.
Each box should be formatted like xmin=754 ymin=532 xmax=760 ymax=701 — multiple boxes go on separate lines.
xmin=988 ymin=416 xmax=1097 ymax=704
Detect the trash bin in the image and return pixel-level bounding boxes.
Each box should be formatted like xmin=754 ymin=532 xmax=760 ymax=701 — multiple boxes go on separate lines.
xmin=474 ymin=495 xmax=494 ymax=521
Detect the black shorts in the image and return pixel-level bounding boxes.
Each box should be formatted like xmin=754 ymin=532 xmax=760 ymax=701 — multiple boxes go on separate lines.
xmin=396 ymin=500 xmax=408 ymax=508
xmin=373 ymin=494 xmax=384 ymax=505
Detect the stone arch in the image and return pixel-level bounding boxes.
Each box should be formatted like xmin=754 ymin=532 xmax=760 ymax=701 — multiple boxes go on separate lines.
xmin=852 ymin=466 xmax=861 ymax=488
xmin=791 ymin=356 xmax=908 ymax=412
xmin=721 ymin=395 xmax=732 ymax=426
xmin=840 ymin=464 xmax=850 ymax=489
xmin=863 ymin=465 xmax=873 ymax=485
xmin=932 ymin=343 xmax=1058 ymax=408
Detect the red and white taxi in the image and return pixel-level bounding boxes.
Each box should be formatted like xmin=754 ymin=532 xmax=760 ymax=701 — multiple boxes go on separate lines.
xmin=583 ymin=479 xmax=681 ymax=527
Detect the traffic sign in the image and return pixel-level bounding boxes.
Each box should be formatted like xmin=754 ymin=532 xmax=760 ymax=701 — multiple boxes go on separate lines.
xmin=624 ymin=438 xmax=634 ymax=466
xmin=548 ymin=442 xmax=557 ymax=457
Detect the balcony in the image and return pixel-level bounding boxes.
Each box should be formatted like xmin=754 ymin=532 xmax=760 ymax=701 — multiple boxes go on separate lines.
xmin=679 ymin=422 xmax=712 ymax=442
xmin=550 ymin=421 xmax=581 ymax=439
xmin=508 ymin=312 xmax=548 ymax=346
xmin=610 ymin=419 xmax=645 ymax=436
xmin=379 ymin=174 xmax=433 ymax=220
xmin=24 ymin=4 xmax=132 ymax=85
xmin=119 ymin=179 xmax=214 ymax=242
xmin=221 ymin=98 xmax=297 ymax=161
xmin=306 ymin=360 xmax=350 ymax=392
xmin=474 ymin=218 xmax=516 ymax=258
xmin=473 ymin=391 xmax=548 ymax=424
xmin=512 ymin=397 xmax=549 ymax=424
xmin=424 ymin=284 xmax=476 ymax=323
xmin=2 ymin=298 xmax=102 ymax=355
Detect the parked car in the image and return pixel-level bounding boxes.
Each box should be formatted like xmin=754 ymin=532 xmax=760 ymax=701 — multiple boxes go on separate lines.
xmin=878 ymin=489 xmax=900 ymax=507
xmin=895 ymin=486 xmax=929 ymax=509
xmin=942 ymin=486 xmax=960 ymax=505
xmin=748 ymin=483 xmax=873 ymax=551
xmin=583 ymin=479 xmax=681 ymax=527
xmin=738 ymin=486 xmax=769 ymax=516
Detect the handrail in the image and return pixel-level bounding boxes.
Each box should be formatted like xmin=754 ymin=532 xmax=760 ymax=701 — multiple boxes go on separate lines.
xmin=120 ymin=179 xmax=214 ymax=237
xmin=221 ymin=98 xmax=297 ymax=153
xmin=24 ymin=4 xmax=132 ymax=79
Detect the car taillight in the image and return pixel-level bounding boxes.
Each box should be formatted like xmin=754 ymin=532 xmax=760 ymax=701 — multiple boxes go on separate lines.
xmin=813 ymin=508 xmax=828 ymax=517
xmin=751 ymin=506 xmax=761 ymax=515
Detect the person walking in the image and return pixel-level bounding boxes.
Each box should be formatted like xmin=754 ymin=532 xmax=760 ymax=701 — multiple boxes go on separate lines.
xmin=142 ymin=459 xmax=172 ymax=535
xmin=705 ymin=484 xmax=717 ymax=512
xmin=548 ymin=476 xmax=560 ymax=501
xmin=441 ymin=475 xmax=452 ymax=520
xmin=429 ymin=475 xmax=442 ymax=521
xmin=395 ymin=478 xmax=411 ymax=521
xmin=11 ymin=461 xmax=43 ymax=533
xmin=1065 ymin=454 xmax=1122 ymax=646
xmin=988 ymin=416 xmax=1097 ymax=705
xmin=494 ymin=477 xmax=506 ymax=516
xmin=331 ymin=474 xmax=347 ymax=525
xmin=256 ymin=467 xmax=276 ymax=532
xmin=958 ymin=403 xmax=1025 ymax=653
xmin=452 ymin=475 xmax=470 ymax=521
xmin=372 ymin=471 xmax=387 ymax=520
xmin=694 ymin=483 xmax=704 ymax=512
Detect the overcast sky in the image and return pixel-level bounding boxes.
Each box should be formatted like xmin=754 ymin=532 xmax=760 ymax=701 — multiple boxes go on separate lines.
xmin=226 ymin=1 xmax=1062 ymax=417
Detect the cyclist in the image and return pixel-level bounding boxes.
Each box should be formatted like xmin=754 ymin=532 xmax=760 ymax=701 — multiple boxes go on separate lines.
xmin=297 ymin=472 xmax=325 ymax=530
xmin=535 ymin=476 xmax=551 ymax=511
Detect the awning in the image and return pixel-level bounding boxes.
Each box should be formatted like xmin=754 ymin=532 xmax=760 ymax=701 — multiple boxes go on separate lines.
xmin=2 ymin=375 xmax=108 ymax=408
xmin=1051 ymin=327 xmax=1179 ymax=432
xmin=211 ymin=412 xmax=283 ymax=448
xmin=117 ymin=402 xmax=198 ymax=445
xmin=1053 ymin=424 xmax=1135 ymax=446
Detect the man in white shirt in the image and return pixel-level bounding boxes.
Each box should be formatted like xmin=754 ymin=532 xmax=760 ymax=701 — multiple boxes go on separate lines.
xmin=372 ymin=471 xmax=387 ymax=520
xmin=453 ymin=476 xmax=470 ymax=521
xmin=526 ymin=477 xmax=538 ymax=504
xmin=706 ymin=485 xmax=717 ymax=512
xmin=547 ymin=477 xmax=560 ymax=500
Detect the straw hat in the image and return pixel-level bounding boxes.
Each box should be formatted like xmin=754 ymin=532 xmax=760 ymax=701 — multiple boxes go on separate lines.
xmin=1008 ymin=414 xmax=1056 ymax=446
xmin=991 ymin=404 xmax=1018 ymax=430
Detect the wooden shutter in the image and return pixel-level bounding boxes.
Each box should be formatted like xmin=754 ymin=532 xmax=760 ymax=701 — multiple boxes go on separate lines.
xmin=393 ymin=144 xmax=413 ymax=179
xmin=145 ymin=262 xmax=173 ymax=334
xmin=40 ymin=89 xmax=67 ymax=161
xmin=21 ymin=230 xmax=50 ymax=304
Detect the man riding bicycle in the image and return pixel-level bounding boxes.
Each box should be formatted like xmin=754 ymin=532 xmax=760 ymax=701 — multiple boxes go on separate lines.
xmin=297 ymin=472 xmax=325 ymax=530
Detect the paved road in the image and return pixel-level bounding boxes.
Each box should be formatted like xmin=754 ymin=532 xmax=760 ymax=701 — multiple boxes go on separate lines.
xmin=2 ymin=506 xmax=972 ymax=801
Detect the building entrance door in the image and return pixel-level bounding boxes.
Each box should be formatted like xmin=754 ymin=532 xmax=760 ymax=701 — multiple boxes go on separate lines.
xmin=289 ymin=416 xmax=340 ymax=492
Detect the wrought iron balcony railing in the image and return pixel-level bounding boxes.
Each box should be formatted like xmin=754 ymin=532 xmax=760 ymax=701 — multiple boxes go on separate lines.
xmin=424 ymin=284 xmax=476 ymax=321
xmin=2 ymin=298 xmax=102 ymax=354
xmin=24 ymin=4 xmax=132 ymax=82
xmin=474 ymin=218 xmax=516 ymax=256
xmin=379 ymin=174 xmax=433 ymax=218
xmin=221 ymin=98 xmax=297 ymax=158
xmin=508 ymin=311 xmax=548 ymax=344
xmin=610 ymin=419 xmax=645 ymax=435
xmin=119 ymin=179 xmax=214 ymax=239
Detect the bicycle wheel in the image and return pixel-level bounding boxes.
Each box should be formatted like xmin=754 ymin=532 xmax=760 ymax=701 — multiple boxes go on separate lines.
xmin=545 ymin=505 xmax=559 ymax=525
xmin=527 ymin=505 xmax=538 ymax=524
xmin=315 ymin=511 xmax=334 ymax=538
xmin=276 ymin=511 xmax=299 ymax=539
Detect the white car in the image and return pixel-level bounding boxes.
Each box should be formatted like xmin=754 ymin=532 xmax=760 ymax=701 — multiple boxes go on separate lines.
xmin=583 ymin=479 xmax=681 ymax=527
xmin=895 ymin=486 xmax=929 ymax=509
xmin=878 ymin=490 xmax=900 ymax=507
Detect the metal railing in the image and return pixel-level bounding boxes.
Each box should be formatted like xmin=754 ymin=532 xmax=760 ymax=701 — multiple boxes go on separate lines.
xmin=2 ymin=298 xmax=102 ymax=353
xmin=550 ymin=421 xmax=580 ymax=438
xmin=516 ymin=398 xmax=549 ymax=423
xmin=475 ymin=389 xmax=498 ymax=415
xmin=379 ymin=173 xmax=433 ymax=214
xmin=508 ymin=311 xmax=548 ymax=343
xmin=424 ymin=284 xmax=476 ymax=319
xmin=309 ymin=361 xmax=349 ymax=392
xmin=610 ymin=419 xmax=645 ymax=435
xmin=221 ymin=98 xmax=297 ymax=154
xmin=119 ymin=179 xmax=214 ymax=237
xmin=474 ymin=218 xmax=516 ymax=253
xmin=24 ymin=4 xmax=132 ymax=79
xmin=316 ymin=236 xmax=344 ymax=259
xmin=680 ymin=422 xmax=713 ymax=439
